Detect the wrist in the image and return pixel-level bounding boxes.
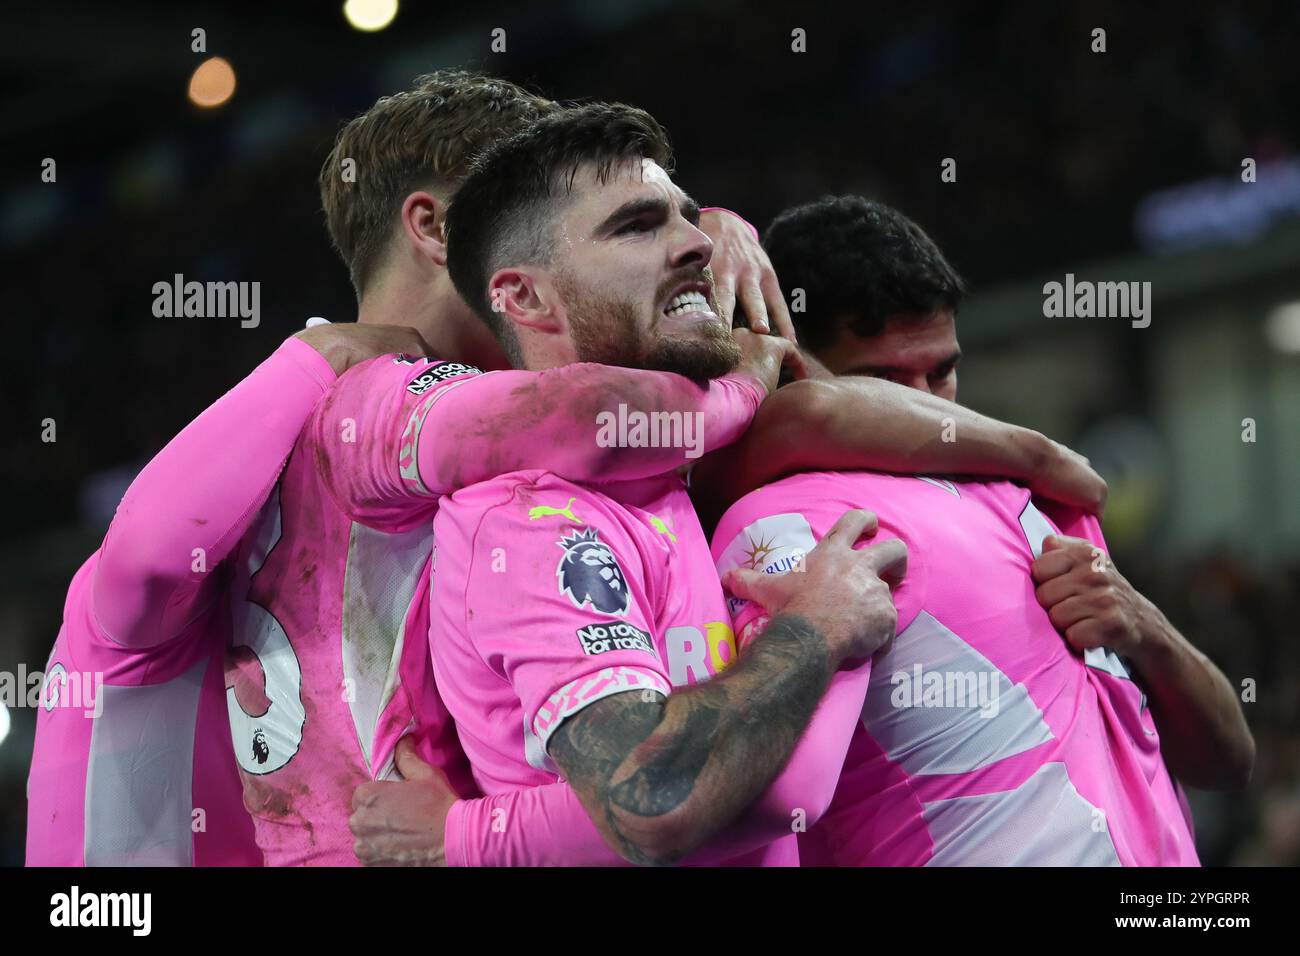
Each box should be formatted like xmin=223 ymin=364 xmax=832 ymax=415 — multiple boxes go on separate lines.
xmin=772 ymin=606 xmax=843 ymax=673
xmin=725 ymin=368 xmax=770 ymax=410
xmin=733 ymin=364 xmax=776 ymax=398
xmin=1009 ymin=427 xmax=1053 ymax=481
xmin=1125 ymin=596 xmax=1174 ymax=671
xmin=293 ymin=327 xmax=352 ymax=377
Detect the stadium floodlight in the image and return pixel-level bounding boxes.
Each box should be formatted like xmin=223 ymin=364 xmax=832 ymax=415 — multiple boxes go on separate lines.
xmin=188 ymin=57 xmax=236 ymax=109
xmin=344 ymin=0 xmax=399 ymax=32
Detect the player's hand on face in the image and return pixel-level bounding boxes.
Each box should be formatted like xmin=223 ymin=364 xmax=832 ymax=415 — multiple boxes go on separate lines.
xmin=1029 ymin=438 xmax=1109 ymax=516
xmin=295 ymin=321 xmax=434 ymax=378
xmin=723 ymin=509 xmax=908 ymax=664
xmin=732 ymin=328 xmax=807 ymax=395
xmin=349 ymin=736 xmax=458 ymax=866
xmin=1031 ymin=535 xmax=1145 ymax=658
xmin=699 ymin=208 xmax=796 ymax=341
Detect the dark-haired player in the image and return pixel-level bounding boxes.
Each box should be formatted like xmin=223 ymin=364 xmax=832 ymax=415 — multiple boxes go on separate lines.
xmin=705 ymin=196 xmax=1252 ymax=864
xmin=764 ymin=195 xmax=965 ymax=398
xmin=343 ymin=105 xmax=1110 ymax=867
xmin=402 ymin=102 xmax=905 ymax=866
xmin=761 ymin=194 xmax=1253 ymax=794
xmin=26 ymin=73 xmax=800 ymax=866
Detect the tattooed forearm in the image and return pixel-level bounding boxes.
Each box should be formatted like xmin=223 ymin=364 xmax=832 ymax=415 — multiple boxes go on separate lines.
xmin=610 ymin=700 xmax=722 ymax=815
xmin=548 ymin=691 xmax=668 ymax=865
xmin=548 ymin=613 xmax=833 ymax=865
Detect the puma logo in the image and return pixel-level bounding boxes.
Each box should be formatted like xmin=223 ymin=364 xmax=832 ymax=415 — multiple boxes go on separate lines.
xmin=528 ymin=497 xmax=581 ymax=523
xmin=648 ymin=514 xmax=677 ymax=544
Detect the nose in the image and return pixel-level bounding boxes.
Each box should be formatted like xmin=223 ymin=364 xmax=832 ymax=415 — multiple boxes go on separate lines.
xmin=670 ymin=218 xmax=713 ymax=271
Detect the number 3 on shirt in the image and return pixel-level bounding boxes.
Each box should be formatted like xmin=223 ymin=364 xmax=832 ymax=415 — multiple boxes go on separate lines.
xmin=226 ymin=486 xmax=306 ymax=774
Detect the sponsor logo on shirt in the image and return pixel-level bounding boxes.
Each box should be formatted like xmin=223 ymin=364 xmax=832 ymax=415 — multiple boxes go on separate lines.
xmin=740 ymin=530 xmax=806 ymax=574
xmin=718 ymin=513 xmax=816 ymax=578
xmin=716 ymin=513 xmax=817 ymax=634
xmin=528 ymin=496 xmax=582 ymax=523
xmin=665 ymin=621 xmax=738 ymax=685
xmin=406 ymin=361 xmax=482 ymax=394
xmin=575 ymin=622 xmax=655 ymax=657
xmin=647 ymin=513 xmax=677 ymax=544
xmin=556 ymin=527 xmax=630 ymax=617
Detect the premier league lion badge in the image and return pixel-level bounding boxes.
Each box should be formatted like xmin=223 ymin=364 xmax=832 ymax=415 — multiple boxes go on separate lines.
xmin=556 ymin=527 xmax=630 ymax=616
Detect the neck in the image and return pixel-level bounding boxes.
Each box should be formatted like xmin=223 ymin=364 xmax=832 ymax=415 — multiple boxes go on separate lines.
xmin=356 ymin=268 xmax=509 ymax=370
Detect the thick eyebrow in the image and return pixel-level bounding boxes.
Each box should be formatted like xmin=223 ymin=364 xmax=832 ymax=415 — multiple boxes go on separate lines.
xmin=593 ymin=192 xmax=701 ymax=237
xmin=844 ymin=349 xmax=962 ymax=378
xmin=594 ymin=196 xmax=669 ymax=237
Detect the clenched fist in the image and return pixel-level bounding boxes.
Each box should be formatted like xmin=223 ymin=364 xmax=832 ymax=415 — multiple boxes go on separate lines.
xmin=1031 ymin=534 xmax=1148 ymax=657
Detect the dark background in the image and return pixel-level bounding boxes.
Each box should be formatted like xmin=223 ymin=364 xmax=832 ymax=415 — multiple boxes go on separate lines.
xmin=2 ymin=0 xmax=1298 ymax=866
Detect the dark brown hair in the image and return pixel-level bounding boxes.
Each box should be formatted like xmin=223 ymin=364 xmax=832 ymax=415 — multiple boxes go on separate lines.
xmin=445 ymin=102 xmax=672 ymax=358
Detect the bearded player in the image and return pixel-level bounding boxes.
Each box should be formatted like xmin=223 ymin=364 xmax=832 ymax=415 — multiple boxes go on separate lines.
xmin=410 ymin=102 xmax=906 ymax=866
xmin=25 ymin=73 xmax=792 ymax=866
xmin=26 ymin=70 xmax=1097 ymax=866
xmin=342 ymin=99 xmax=1100 ymax=866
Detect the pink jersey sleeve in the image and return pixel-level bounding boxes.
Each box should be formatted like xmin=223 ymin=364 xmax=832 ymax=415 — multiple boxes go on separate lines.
xmin=443 ymin=779 xmax=784 ymax=867
xmin=92 ymin=336 xmax=335 ymax=648
xmin=311 ymin=354 xmax=764 ymax=531
xmin=442 ymin=658 xmax=868 ymax=868
xmin=444 ymin=783 xmax=624 ymax=867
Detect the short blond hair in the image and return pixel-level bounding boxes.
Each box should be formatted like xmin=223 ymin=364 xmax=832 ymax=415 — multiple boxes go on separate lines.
xmin=319 ymin=70 xmax=554 ymax=296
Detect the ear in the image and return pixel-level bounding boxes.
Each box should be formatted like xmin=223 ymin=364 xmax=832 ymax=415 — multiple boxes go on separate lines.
xmin=487 ymin=267 xmax=564 ymax=335
xmin=399 ymin=191 xmax=449 ymax=267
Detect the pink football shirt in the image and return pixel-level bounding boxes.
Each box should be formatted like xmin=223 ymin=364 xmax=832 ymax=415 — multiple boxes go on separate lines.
xmin=222 ymin=353 xmax=488 ymax=866
xmin=713 ymin=471 xmax=1199 ymax=867
xmin=25 ymin=337 xmax=336 ymax=866
xmin=28 ymin=330 xmax=765 ymax=867
xmin=232 ymin=353 xmax=764 ymax=865
xmin=430 ymin=469 xmax=798 ymax=866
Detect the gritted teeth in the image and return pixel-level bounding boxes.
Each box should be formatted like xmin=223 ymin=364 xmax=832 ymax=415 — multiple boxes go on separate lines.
xmin=664 ymin=290 xmax=711 ymax=316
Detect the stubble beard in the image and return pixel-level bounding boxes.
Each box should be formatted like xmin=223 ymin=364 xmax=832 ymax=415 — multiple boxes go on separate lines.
xmin=562 ymin=272 xmax=741 ymax=383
